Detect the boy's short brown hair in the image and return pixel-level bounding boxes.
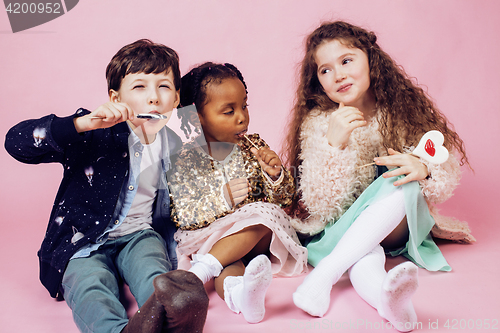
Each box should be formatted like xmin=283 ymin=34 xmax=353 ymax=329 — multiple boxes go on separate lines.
xmin=106 ymin=39 xmax=181 ymax=92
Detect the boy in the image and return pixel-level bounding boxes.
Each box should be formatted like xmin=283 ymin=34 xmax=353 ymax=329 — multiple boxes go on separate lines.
xmin=5 ymin=39 xmax=208 ymax=333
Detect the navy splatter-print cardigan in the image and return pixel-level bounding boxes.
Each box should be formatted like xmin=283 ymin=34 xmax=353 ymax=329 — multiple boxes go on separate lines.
xmin=4 ymin=108 xmax=181 ymax=298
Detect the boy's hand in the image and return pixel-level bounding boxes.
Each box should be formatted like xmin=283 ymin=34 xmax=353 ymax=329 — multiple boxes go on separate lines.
xmin=74 ymin=102 xmax=134 ymax=133
xmin=374 ymin=148 xmax=429 ymax=186
xmin=250 ymin=147 xmax=282 ymax=179
xmin=223 ymin=178 xmax=250 ymax=208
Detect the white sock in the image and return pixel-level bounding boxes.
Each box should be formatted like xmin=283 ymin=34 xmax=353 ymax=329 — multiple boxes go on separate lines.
xmin=188 ymin=253 xmax=223 ymax=285
xmin=349 ymin=247 xmax=419 ymax=332
xmin=223 ymin=255 xmax=272 ymax=323
xmin=378 ymin=262 xmax=419 ymax=332
xmin=293 ymin=188 xmax=406 ymax=317
xmin=348 ymin=244 xmax=387 ymax=309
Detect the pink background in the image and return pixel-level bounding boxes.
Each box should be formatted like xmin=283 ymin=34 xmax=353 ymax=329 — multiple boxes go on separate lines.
xmin=1 ymin=1 xmax=499 ymax=332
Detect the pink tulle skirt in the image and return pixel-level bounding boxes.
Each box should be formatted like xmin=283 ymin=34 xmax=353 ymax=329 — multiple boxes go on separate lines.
xmin=174 ymin=202 xmax=308 ymax=277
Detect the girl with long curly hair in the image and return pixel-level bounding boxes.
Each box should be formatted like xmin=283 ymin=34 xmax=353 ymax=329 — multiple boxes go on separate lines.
xmin=284 ymin=21 xmax=474 ymax=331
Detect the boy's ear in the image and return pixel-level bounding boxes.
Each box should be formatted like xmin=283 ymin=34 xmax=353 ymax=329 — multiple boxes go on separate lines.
xmin=109 ymin=89 xmax=119 ymax=102
xmin=174 ymin=90 xmax=180 ymax=108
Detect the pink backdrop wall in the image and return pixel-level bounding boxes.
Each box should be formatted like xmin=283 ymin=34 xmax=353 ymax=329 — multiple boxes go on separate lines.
xmin=1 ymin=1 xmax=499 ymax=331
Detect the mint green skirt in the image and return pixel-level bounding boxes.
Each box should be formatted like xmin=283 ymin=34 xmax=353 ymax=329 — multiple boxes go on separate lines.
xmin=306 ymin=175 xmax=451 ymax=272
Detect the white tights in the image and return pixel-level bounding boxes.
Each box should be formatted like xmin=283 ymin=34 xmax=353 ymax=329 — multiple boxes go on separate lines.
xmin=293 ymin=188 xmax=419 ymax=332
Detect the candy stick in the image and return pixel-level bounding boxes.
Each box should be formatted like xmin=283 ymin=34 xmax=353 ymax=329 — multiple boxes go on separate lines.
xmin=90 ymin=107 xmax=178 ymax=120
xmin=244 ymin=134 xmax=260 ymax=150
xmin=355 ymin=162 xmax=375 ymax=169
xmin=137 ymin=113 xmax=169 ymax=119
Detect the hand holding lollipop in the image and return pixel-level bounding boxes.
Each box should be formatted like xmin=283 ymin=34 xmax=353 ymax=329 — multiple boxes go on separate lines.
xmin=361 ymin=130 xmax=450 ymax=187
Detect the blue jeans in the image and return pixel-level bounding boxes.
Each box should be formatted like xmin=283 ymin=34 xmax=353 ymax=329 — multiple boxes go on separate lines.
xmin=62 ymin=229 xmax=171 ymax=333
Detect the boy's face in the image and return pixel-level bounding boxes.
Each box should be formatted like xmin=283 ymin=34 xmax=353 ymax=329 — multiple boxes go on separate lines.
xmin=109 ymin=70 xmax=179 ymax=137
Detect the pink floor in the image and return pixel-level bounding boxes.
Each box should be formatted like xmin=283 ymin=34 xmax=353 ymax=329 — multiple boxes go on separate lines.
xmin=1 ymin=166 xmax=498 ymax=332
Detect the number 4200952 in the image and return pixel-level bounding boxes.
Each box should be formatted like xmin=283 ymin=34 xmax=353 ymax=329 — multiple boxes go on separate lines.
xmin=5 ymin=2 xmax=62 ymax=14
xmin=444 ymin=319 xmax=498 ymax=330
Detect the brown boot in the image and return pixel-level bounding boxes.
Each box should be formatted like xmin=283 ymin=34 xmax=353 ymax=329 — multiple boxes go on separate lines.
xmin=121 ymin=290 xmax=165 ymax=333
xmin=121 ymin=270 xmax=209 ymax=333
xmin=154 ymin=270 xmax=209 ymax=333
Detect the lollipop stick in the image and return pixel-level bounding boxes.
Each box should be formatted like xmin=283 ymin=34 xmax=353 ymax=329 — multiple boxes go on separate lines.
xmin=244 ymin=134 xmax=260 ymax=150
xmin=355 ymin=162 xmax=375 ymax=169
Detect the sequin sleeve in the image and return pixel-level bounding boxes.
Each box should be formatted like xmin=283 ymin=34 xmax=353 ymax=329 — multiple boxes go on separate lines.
xmin=238 ymin=134 xmax=295 ymax=208
xmin=260 ymin=165 xmax=295 ymax=207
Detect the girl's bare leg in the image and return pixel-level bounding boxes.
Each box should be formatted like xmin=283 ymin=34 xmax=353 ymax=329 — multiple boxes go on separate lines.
xmin=209 ymin=224 xmax=272 ymax=266
xmin=213 ymin=227 xmax=272 ymax=298
xmin=190 ymin=225 xmax=274 ymax=323
xmin=214 ymin=260 xmax=245 ymax=298
xmin=188 ymin=224 xmax=272 ymax=285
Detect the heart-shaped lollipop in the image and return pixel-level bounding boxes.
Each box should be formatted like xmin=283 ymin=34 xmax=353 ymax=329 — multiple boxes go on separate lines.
xmin=412 ymin=130 xmax=449 ymax=164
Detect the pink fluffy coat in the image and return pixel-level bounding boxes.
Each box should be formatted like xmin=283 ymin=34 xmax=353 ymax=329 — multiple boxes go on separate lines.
xmin=290 ymin=109 xmax=475 ymax=243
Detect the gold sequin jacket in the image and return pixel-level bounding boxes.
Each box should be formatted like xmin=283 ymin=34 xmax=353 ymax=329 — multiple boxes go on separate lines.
xmin=167 ymin=134 xmax=295 ymax=230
